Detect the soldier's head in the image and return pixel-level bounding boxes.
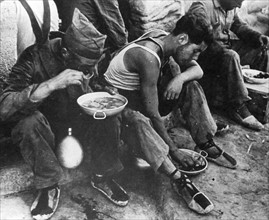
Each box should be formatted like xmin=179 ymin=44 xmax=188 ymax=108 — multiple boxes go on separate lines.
xmin=170 ymin=12 xmax=212 ymax=66
xmin=219 ymin=0 xmax=244 ymax=11
xmin=61 ymin=8 xmax=107 ymax=74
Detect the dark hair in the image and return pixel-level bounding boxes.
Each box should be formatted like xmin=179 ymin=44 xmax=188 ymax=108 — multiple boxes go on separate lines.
xmin=172 ymin=12 xmax=213 ymax=45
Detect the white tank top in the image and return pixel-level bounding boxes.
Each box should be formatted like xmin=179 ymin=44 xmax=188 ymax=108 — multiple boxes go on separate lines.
xmin=104 ymin=43 xmax=161 ymax=91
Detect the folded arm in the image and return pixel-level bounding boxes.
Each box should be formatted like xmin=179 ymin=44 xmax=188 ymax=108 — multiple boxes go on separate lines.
xmin=164 ymin=59 xmax=203 ymax=100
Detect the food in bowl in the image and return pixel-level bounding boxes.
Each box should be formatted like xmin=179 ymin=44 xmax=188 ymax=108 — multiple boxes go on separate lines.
xmin=82 ymin=97 xmax=125 ymax=110
xmin=77 ymin=92 xmax=128 ymax=119
xmin=242 ymin=69 xmax=269 ymax=84
xmin=253 ymin=72 xmax=269 ymax=79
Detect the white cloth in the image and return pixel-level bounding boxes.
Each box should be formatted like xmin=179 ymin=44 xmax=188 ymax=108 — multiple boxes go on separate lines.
xmin=15 ymin=0 xmax=59 ymax=58
xmin=104 ymin=43 xmax=161 ymax=91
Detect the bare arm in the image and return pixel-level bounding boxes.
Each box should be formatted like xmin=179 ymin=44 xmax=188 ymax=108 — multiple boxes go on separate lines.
xmin=176 ymin=60 xmax=203 ymax=81
xmin=137 ymin=52 xmax=178 ymax=152
xmin=124 ymin=50 xmax=199 ymax=167
xmin=164 ymin=60 xmax=203 ymax=100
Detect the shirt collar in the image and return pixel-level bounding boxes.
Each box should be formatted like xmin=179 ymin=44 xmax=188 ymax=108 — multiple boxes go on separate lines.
xmin=51 ymin=38 xmax=62 ymax=58
xmin=213 ymin=0 xmax=221 ymax=8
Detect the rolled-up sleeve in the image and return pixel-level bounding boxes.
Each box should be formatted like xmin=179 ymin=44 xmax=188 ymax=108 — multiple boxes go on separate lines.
xmin=0 ymin=49 xmax=42 ymax=122
xmin=231 ymin=14 xmax=261 ymax=47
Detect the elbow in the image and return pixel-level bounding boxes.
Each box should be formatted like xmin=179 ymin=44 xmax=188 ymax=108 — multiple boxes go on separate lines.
xmin=0 ymin=95 xmax=13 ymax=122
xmin=0 ymin=115 xmax=9 ymax=123
xmin=196 ymin=66 xmax=204 ymax=79
xmin=0 ymin=97 xmax=17 ymax=122
xmin=0 ymin=107 xmax=12 ymax=122
xmin=191 ymin=60 xmax=204 ymax=79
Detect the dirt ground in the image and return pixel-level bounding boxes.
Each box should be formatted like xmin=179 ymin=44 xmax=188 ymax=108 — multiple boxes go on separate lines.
xmin=1 ymin=113 xmax=269 ymax=220
xmin=0 ymin=1 xmax=268 ymax=220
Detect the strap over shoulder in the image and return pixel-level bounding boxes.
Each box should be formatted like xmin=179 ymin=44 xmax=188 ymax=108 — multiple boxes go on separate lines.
xmin=112 ymin=29 xmax=168 ymax=58
xmin=19 ymin=0 xmax=51 ymax=44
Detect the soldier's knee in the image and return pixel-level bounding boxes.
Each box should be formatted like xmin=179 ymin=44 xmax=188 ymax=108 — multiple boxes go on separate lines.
xmin=224 ymin=49 xmax=240 ymax=61
xmin=134 ymin=112 xmax=151 ymax=125
xmin=185 ymin=80 xmax=202 ymax=90
xmin=122 ymin=108 xmax=151 ymax=126
xmin=12 ymin=111 xmax=50 ymax=136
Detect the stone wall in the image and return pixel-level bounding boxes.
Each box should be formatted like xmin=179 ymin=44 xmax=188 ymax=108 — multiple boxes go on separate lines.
xmin=0 ymin=1 xmax=17 ymax=79
xmin=121 ymin=0 xmax=185 ymax=41
xmin=120 ymin=0 xmax=269 ymax=41
xmin=238 ymin=0 xmax=269 ymax=35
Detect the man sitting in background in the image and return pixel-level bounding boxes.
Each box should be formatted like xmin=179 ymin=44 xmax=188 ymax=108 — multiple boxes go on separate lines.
xmin=188 ymin=0 xmax=269 ymax=131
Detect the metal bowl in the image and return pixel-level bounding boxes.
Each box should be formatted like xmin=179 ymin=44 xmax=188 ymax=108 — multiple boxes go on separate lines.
xmin=77 ymin=92 xmax=128 ymax=119
xmin=175 ymin=149 xmax=208 ymax=176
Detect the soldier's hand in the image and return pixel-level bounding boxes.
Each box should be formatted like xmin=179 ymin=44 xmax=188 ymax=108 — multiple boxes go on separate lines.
xmin=259 ymin=35 xmax=269 ymax=48
xmin=49 ymin=69 xmax=84 ymax=90
xmin=170 ymin=149 xmax=205 ymax=170
xmin=163 ymin=76 xmax=183 ymax=100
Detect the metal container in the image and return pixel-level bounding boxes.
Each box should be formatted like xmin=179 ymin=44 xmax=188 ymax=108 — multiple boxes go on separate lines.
xmin=77 ymin=92 xmax=128 ymax=119
xmin=57 ymin=128 xmax=84 ymax=169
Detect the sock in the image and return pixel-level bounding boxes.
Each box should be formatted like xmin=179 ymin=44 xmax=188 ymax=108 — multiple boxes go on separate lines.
xmin=171 ymin=170 xmax=182 ymax=180
xmin=31 ymin=184 xmax=58 ymax=215
xmin=158 ymin=157 xmax=181 ymax=179
xmin=31 ymin=189 xmax=52 ymax=215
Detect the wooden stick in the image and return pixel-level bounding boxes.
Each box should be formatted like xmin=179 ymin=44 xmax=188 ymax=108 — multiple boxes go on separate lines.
xmin=247 ymin=143 xmax=253 ymax=154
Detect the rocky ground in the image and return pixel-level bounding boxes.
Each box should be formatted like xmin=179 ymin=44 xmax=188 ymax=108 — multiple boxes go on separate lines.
xmin=0 ymin=1 xmax=269 ymax=220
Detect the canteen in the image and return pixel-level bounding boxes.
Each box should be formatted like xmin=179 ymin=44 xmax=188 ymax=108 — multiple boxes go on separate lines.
xmin=57 ymin=128 xmax=84 ymax=169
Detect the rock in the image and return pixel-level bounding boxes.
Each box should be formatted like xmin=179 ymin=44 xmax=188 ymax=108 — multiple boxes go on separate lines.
xmin=238 ymin=0 xmax=269 ymax=35
xmin=122 ymin=0 xmax=269 ymax=42
xmin=126 ymin=0 xmax=185 ymax=40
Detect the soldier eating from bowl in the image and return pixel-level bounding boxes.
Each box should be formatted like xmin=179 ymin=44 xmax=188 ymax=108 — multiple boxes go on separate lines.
xmin=0 ymin=8 xmax=128 ymax=220
xmin=188 ymin=0 xmax=269 ymax=131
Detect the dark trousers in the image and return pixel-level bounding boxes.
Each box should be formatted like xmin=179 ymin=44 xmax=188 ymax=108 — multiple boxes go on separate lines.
xmin=11 ymin=111 xmax=123 ymax=189
xmin=232 ymin=40 xmax=269 ymax=72
xmin=198 ymin=42 xmax=251 ymax=107
xmin=119 ymin=80 xmax=217 ymax=145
